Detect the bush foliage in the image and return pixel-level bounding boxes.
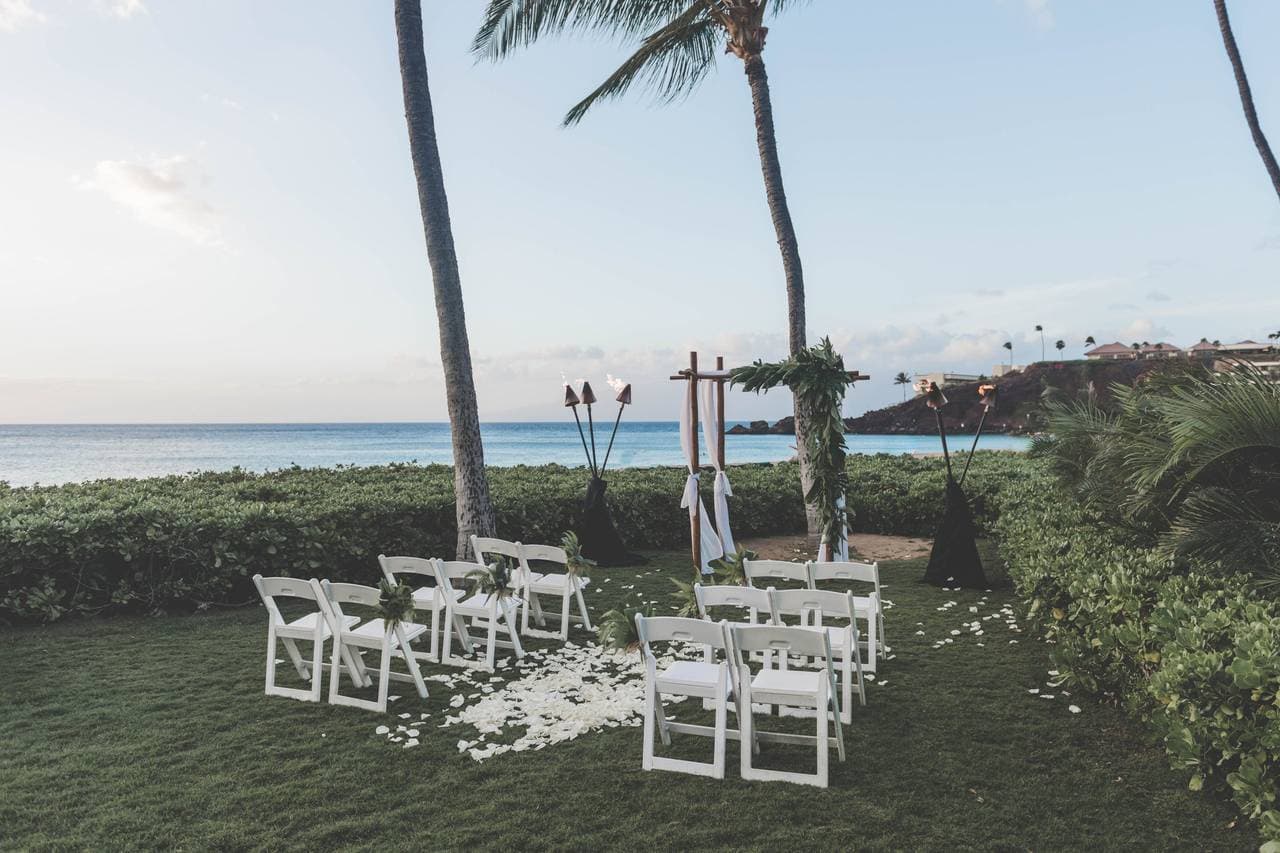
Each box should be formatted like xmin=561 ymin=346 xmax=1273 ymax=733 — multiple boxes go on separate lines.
xmin=0 ymin=453 xmax=1030 ymax=623
xmin=996 ymin=472 xmax=1280 ymax=845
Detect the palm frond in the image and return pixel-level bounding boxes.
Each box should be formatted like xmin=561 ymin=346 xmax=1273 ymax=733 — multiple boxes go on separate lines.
xmin=473 ymin=0 xmax=699 ymax=60
xmin=563 ymin=5 xmax=717 ymax=125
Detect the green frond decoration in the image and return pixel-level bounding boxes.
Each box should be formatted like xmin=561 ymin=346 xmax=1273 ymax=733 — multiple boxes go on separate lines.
xmin=669 ymin=566 xmax=702 ymax=618
xmin=377 ymin=580 xmax=415 ymax=630
xmin=732 ymin=338 xmax=855 ymax=558
xmin=561 ymin=530 xmax=596 ymax=578
xmin=708 ymin=546 xmax=757 ymax=585
xmin=596 ymin=604 xmax=650 ymax=653
xmin=466 ymin=558 xmax=516 ymax=602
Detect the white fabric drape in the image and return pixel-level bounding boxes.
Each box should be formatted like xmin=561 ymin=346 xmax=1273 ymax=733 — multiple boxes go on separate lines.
xmin=680 ymin=379 xmax=724 ymax=573
xmin=817 ymin=494 xmax=849 ymax=563
xmin=698 ymin=378 xmax=735 ymax=555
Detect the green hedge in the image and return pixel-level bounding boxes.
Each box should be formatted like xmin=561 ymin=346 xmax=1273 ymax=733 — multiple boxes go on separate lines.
xmin=996 ymin=473 xmax=1280 ymax=846
xmin=0 ymin=453 xmax=1033 ymax=623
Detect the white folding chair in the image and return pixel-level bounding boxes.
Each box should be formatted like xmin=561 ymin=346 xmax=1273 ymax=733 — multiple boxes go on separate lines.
xmin=635 ymin=614 xmax=737 ymax=779
xmin=731 ymin=624 xmax=846 ymax=788
xmin=471 ymin=535 xmax=541 ymax=629
xmin=518 ymin=542 xmax=593 ymax=640
xmin=809 ymin=560 xmax=883 ymax=672
xmin=743 ymin=558 xmax=813 ymax=590
xmin=378 ymin=554 xmax=464 ymax=662
xmin=694 ymin=583 xmax=779 ymax=695
xmin=770 ymin=588 xmax=866 ymax=724
xmin=320 ymin=581 xmax=430 ymax=713
xmin=252 ymin=574 xmax=365 ymax=702
xmin=436 ymin=559 xmax=525 ymax=672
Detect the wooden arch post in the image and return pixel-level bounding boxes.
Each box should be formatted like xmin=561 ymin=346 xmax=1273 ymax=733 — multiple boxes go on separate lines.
xmin=669 ymin=351 xmax=732 ymax=574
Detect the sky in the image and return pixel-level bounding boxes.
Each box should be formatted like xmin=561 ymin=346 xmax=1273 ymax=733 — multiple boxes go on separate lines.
xmin=1 ymin=0 xmax=1278 ymax=424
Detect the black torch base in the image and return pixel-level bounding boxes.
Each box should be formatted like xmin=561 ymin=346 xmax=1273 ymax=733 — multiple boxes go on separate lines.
xmin=922 ymin=478 xmax=988 ymax=588
xmin=578 ymin=477 xmax=640 ymax=567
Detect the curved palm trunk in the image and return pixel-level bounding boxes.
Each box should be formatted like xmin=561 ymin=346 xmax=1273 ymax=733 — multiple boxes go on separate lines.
xmin=395 ymin=0 xmax=498 ymax=558
xmin=743 ymin=53 xmax=820 ymax=539
xmin=1214 ymin=0 xmax=1280 ymax=202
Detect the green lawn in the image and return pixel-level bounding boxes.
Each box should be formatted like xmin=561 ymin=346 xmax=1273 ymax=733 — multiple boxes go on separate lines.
xmin=0 ymin=554 xmax=1255 ymax=851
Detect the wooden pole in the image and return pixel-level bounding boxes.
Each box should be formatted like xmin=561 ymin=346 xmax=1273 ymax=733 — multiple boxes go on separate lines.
xmin=716 ymin=356 xmax=726 ymax=470
xmin=689 ymin=351 xmax=701 ymax=574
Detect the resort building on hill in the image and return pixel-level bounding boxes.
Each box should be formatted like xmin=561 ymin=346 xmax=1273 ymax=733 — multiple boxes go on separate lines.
xmin=916 ymin=371 xmax=983 ymax=391
xmin=1083 ymin=338 xmax=1280 ymax=380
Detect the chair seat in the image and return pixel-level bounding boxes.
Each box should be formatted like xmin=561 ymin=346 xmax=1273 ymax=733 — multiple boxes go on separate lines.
xmin=528 ymin=573 xmax=590 ymax=593
xmin=411 ymin=585 xmax=465 ymax=606
xmin=823 ymin=625 xmax=854 ymax=650
xmin=455 ymin=593 xmax=523 ymax=614
xmin=349 ymin=619 xmax=428 ymax=646
xmin=751 ymin=668 xmax=823 ymax=697
xmin=284 ymin=612 xmax=358 ymax=637
xmin=658 ymin=661 xmax=723 ymax=691
xmin=852 ymin=594 xmax=878 ymax=614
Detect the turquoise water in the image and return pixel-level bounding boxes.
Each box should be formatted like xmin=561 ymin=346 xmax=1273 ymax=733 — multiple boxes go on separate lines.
xmin=0 ymin=422 xmax=1030 ymax=487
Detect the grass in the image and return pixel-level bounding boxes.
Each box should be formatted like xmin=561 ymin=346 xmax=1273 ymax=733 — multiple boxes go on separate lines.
xmin=0 ymin=553 xmax=1256 ymax=851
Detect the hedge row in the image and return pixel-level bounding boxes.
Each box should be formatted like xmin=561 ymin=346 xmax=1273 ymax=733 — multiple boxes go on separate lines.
xmin=995 ymin=473 xmax=1280 ymax=846
xmin=0 ymin=453 xmax=1032 ymax=622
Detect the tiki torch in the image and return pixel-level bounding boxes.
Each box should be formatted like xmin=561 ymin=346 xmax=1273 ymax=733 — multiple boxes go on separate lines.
xmin=959 ymin=383 xmax=998 ymax=487
xmin=580 ymin=381 xmax=599 ymax=476
xmin=564 ymin=381 xmax=595 ymax=474
xmin=599 ymin=378 xmax=632 ymax=475
xmin=918 ymin=379 xmax=953 ymax=482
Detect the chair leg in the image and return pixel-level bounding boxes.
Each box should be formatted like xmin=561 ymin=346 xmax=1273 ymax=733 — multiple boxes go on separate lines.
xmin=816 ymin=676 xmax=829 ymax=788
xmin=739 ymin=680 xmax=755 ymax=778
xmin=280 ymin=636 xmax=310 ymax=680
xmin=395 ymin=624 xmax=429 ymax=700
xmin=842 ymin=652 xmax=853 ymax=723
xmin=265 ymin=626 xmax=278 ymax=695
xmin=309 ymin=626 xmax=324 ymax=702
xmin=502 ymin=599 xmax=525 ymax=659
xmin=428 ymin=602 xmax=441 ymax=662
xmin=328 ymin=633 xmax=344 ymax=704
xmin=712 ymin=670 xmax=727 ymax=780
xmin=559 ymin=589 xmax=571 ymax=640
xmin=574 ymin=582 xmax=593 ymax=631
xmin=652 ymin=686 xmax=672 ymax=747
xmin=484 ymin=608 xmax=498 ymax=671
xmin=642 ymin=674 xmax=656 ymax=771
xmin=375 ymin=638 xmax=392 ymax=713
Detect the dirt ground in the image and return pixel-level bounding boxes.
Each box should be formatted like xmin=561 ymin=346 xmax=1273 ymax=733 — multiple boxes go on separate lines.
xmin=738 ymin=532 xmax=934 ymax=563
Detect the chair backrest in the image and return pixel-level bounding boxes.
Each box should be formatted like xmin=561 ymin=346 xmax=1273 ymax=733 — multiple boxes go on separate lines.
xmin=319 ymin=580 xmax=381 ymax=628
xmin=253 ymin=574 xmax=321 ymax=624
xmin=521 ymin=543 xmax=568 ymax=569
xmin=743 ymin=559 xmax=813 ymax=589
xmin=432 ymin=559 xmax=483 ymax=591
xmin=378 ymin=554 xmax=436 ymax=587
xmin=810 ymin=560 xmax=879 ymax=593
xmin=694 ymin=583 xmax=775 ymax=623
xmin=635 ymin=614 xmax=730 ymax=657
xmin=731 ymin=623 xmax=833 ymax=663
xmin=471 ymin=535 xmax=522 ymax=565
xmin=770 ymin=588 xmax=855 ymax=627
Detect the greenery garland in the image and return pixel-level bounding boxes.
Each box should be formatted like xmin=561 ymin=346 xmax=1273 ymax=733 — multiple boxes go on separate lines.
xmin=377 ymin=579 xmax=415 ymax=630
xmin=596 ymin=605 xmax=651 ymax=653
xmin=465 ymin=558 xmax=515 ymax=602
xmin=732 ymin=337 xmax=854 ymax=558
xmin=560 ymin=530 xmax=596 ymax=578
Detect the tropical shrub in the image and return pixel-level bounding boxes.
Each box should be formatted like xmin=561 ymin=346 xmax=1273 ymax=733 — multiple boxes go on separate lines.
xmin=996 ymin=471 xmax=1280 ymax=844
xmin=0 ymin=453 xmax=1034 ymax=623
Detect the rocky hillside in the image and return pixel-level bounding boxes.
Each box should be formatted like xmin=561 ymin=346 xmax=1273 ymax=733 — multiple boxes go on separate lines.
xmin=728 ymin=358 xmax=1168 ymax=436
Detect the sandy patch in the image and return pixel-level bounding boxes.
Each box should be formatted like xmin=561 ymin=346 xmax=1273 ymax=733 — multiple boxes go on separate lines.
xmin=739 ymin=533 xmax=933 ymax=563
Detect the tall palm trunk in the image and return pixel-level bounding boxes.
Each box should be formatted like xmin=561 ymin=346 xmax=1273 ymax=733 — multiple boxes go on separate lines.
xmin=742 ymin=52 xmax=819 ymax=538
xmin=395 ymin=0 xmax=497 ymax=558
xmin=1214 ymin=0 xmax=1280 ymax=202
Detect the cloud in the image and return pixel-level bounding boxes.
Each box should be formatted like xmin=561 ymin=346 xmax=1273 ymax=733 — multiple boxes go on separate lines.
xmin=1116 ymin=317 xmax=1173 ymax=343
xmin=1146 ymin=290 xmax=1171 ymax=302
xmin=74 ymin=154 xmax=224 ymax=246
xmin=1022 ymin=0 xmax=1053 ymax=30
xmin=974 ymin=288 xmax=1004 ymax=298
xmin=103 ymin=0 xmax=145 ymax=19
xmin=0 ymin=0 xmax=45 ymax=32
xmin=202 ymin=93 xmax=243 ymax=112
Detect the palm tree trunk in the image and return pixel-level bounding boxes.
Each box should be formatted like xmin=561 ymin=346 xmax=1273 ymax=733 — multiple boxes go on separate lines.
xmin=1214 ymin=0 xmax=1280 ymax=202
xmin=395 ymin=0 xmax=498 ymax=558
xmin=742 ymin=52 xmax=819 ymax=540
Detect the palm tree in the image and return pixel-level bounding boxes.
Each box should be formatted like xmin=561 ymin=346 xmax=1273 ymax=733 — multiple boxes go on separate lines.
xmin=1085 ymin=335 xmax=1096 ymax=347
xmin=1002 ymin=340 xmax=1013 ymax=370
xmin=472 ymin=0 xmax=824 ymax=537
xmin=1055 ymin=339 xmax=1065 ymax=356
xmin=1213 ymin=0 xmax=1280 ymax=202
xmin=1035 ymin=324 xmax=1045 ymax=362
xmin=395 ymin=0 xmax=497 ymax=558
xmin=893 ymin=371 xmax=912 ymax=401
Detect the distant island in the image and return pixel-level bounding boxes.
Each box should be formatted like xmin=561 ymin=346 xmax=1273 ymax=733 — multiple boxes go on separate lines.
xmin=729 ymin=358 xmax=1165 ymax=436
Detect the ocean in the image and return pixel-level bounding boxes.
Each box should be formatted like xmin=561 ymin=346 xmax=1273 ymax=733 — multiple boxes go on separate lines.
xmin=0 ymin=422 xmax=1030 ymax=487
